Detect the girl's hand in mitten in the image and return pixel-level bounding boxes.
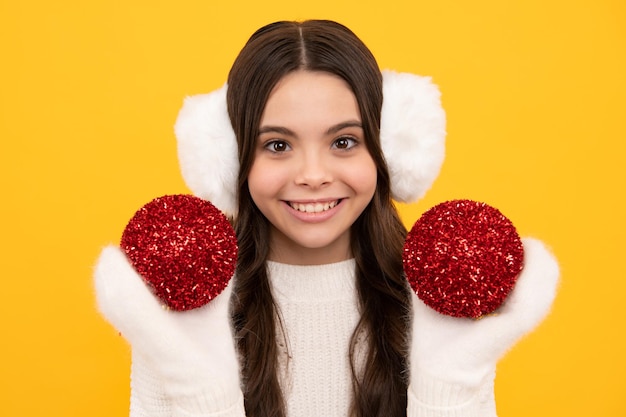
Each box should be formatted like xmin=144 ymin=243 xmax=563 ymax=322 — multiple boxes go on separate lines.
xmin=409 ymin=238 xmax=559 ymax=407
xmin=95 ymin=246 xmax=242 ymax=416
xmin=403 ymin=201 xmax=559 ymax=413
xmin=94 ymin=195 xmax=243 ymax=416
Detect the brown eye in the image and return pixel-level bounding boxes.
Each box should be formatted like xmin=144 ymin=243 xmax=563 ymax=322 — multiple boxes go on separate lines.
xmin=333 ymin=136 xmax=357 ymax=150
xmin=273 ymin=142 xmax=287 ymax=152
xmin=264 ymin=140 xmax=291 ymax=153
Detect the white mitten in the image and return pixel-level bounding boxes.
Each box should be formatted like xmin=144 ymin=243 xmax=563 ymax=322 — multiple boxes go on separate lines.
xmin=408 ymin=238 xmax=559 ymax=416
xmin=94 ymin=245 xmax=244 ymax=417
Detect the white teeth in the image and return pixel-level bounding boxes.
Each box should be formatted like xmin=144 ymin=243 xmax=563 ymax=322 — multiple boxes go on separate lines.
xmin=290 ymin=200 xmax=338 ymax=213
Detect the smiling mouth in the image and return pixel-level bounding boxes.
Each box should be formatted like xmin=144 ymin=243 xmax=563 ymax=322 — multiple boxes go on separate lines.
xmin=288 ymin=200 xmax=341 ymax=213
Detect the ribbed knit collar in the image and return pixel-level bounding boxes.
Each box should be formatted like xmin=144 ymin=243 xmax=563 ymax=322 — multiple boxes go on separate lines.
xmin=267 ymin=259 xmax=357 ymax=302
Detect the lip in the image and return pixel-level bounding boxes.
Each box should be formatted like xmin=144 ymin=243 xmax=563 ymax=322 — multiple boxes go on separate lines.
xmin=282 ymin=198 xmax=344 ymax=223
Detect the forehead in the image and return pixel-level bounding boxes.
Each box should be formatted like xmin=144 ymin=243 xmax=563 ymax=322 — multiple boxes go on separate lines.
xmin=260 ymin=70 xmax=361 ymax=130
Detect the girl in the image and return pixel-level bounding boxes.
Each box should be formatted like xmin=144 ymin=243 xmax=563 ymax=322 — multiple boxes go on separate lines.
xmin=95 ymin=20 xmax=559 ymax=417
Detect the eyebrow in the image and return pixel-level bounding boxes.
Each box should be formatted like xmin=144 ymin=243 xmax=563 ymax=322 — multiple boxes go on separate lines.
xmin=326 ymin=120 xmax=363 ymax=134
xmin=258 ymin=120 xmax=363 ymax=137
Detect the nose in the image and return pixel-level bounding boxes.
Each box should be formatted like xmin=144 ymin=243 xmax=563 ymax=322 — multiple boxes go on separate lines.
xmin=294 ymin=150 xmax=332 ymax=188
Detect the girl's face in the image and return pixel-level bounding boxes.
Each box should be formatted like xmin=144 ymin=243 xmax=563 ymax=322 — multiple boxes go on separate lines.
xmin=248 ymin=70 xmax=377 ymax=265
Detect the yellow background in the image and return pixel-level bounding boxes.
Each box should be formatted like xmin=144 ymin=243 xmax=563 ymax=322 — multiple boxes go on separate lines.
xmin=1 ymin=0 xmax=624 ymax=415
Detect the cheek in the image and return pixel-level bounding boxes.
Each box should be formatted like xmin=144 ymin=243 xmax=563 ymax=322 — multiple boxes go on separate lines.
xmin=247 ymin=158 xmax=284 ymax=203
xmin=352 ymin=156 xmax=378 ymax=198
xmin=247 ymin=162 xmax=266 ymax=203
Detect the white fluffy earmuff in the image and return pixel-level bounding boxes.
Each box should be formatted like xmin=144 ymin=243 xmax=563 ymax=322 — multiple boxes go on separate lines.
xmin=174 ymin=71 xmax=446 ymax=218
xmin=380 ymin=70 xmax=446 ymax=203
xmin=174 ymin=84 xmax=239 ymax=218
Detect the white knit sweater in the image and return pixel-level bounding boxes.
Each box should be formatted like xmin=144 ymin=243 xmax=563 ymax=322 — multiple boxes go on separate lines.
xmin=127 ymin=259 xmax=495 ymax=417
xmin=268 ymin=259 xmax=361 ymax=416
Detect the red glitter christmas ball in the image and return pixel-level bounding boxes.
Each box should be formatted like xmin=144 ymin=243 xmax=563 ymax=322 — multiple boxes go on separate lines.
xmin=121 ymin=194 xmax=237 ymax=311
xmin=403 ymin=199 xmax=524 ymax=318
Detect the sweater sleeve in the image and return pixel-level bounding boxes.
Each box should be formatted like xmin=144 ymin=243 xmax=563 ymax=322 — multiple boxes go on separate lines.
xmin=129 ymin=350 xmax=172 ymax=417
xmin=129 ymin=350 xmax=246 ymax=417
xmin=406 ymin=372 xmax=497 ymax=417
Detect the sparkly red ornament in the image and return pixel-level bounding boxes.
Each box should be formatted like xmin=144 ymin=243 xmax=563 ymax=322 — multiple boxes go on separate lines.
xmin=121 ymin=194 xmax=237 ymax=311
xmin=403 ymin=199 xmax=524 ymax=318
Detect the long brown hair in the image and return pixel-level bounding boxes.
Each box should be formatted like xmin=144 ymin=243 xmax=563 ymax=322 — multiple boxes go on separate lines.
xmin=227 ymin=20 xmax=411 ymax=417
